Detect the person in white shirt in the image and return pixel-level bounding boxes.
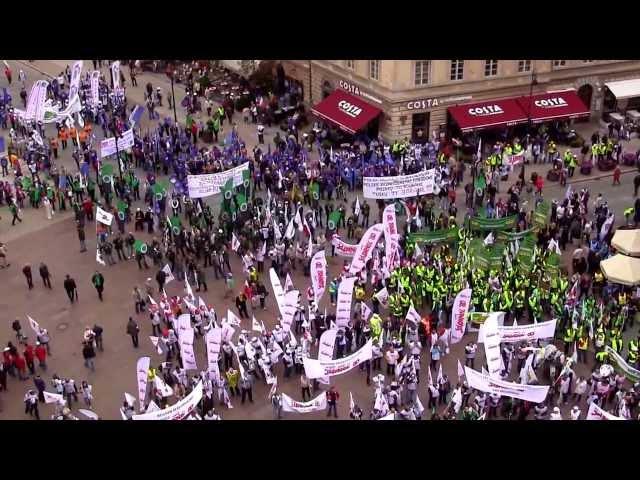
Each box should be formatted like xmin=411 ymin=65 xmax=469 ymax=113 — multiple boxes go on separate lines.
xmin=385 ymin=347 xmax=399 ymax=375
xmin=550 ymin=406 xmax=563 ymax=420
xmin=570 ymin=405 xmax=581 ymax=420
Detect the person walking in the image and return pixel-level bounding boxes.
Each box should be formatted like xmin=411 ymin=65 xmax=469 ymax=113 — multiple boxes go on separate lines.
xmin=93 ymin=324 xmax=104 ymax=352
xmin=39 ymin=262 xmax=52 ymax=289
xmin=326 ymin=386 xmax=339 ymax=418
xmin=301 ymin=374 xmax=311 ymax=401
xmin=63 ymin=274 xmax=78 ymax=303
xmin=126 ymin=317 xmax=140 ymax=348
xmin=63 ymin=378 xmax=79 ymax=406
xmin=80 ymin=380 xmax=93 ymax=407
xmin=239 ymin=374 xmax=253 ymax=404
xmin=34 ymin=342 xmax=47 ymax=370
xmin=82 ymin=341 xmax=96 ymax=371
xmin=24 ymin=390 xmax=40 ymax=420
xmin=33 ymin=375 xmax=46 ymax=403
xmin=77 ymin=221 xmax=87 ymax=252
xmin=235 ymin=292 xmax=249 ymax=318
xmin=23 ymin=343 xmax=35 ymax=375
xmin=22 ymin=263 xmax=34 ymax=290
xmin=91 ymin=271 xmax=105 ymax=301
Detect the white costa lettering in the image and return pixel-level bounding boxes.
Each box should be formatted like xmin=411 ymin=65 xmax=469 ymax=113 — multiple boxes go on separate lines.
xmin=468 ymin=105 xmax=504 ymax=116
xmin=534 ymin=97 xmax=568 ymax=108
xmin=407 ymin=98 xmax=440 ymax=110
xmin=338 ymin=100 xmax=362 ymax=118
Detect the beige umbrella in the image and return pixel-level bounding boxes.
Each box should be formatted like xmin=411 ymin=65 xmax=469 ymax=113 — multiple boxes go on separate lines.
xmin=611 ymin=229 xmax=640 ymax=256
xmin=600 ymin=254 xmax=640 ymax=286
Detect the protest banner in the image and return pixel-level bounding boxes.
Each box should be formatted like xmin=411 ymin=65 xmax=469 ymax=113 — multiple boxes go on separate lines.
xmin=331 ymin=235 xmax=357 ymax=257
xmin=310 ymin=250 xmax=327 ymax=304
xmin=100 ymin=128 xmax=135 ymax=158
xmin=605 ymin=346 xmax=640 ymax=382
xmin=281 ymin=391 xmax=327 ymax=413
xmin=464 ymin=367 xmax=550 ymax=403
xmin=363 ymin=169 xmax=435 ymax=199
xmin=585 ymin=401 xmax=624 ymax=420
xmin=186 ymin=162 xmax=250 ymax=198
xmin=303 ymin=339 xmax=373 ymax=379
xmin=450 ymin=289 xmax=472 ymax=344
xmin=132 ymin=382 xmax=203 ymax=420
xmin=348 ymin=223 xmax=384 ymax=274
xmin=136 ymin=357 xmax=151 ymax=407
xmin=477 ymin=319 xmax=557 ymax=344
xmin=335 ymin=276 xmax=357 ymax=328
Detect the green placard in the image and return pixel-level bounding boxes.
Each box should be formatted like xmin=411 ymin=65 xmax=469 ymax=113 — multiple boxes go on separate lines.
xmin=533 ymin=200 xmax=551 ymax=229
xmin=408 ymin=226 xmax=459 ymax=245
xmin=470 ymin=215 xmax=517 ymax=231
xmin=327 ymin=210 xmax=342 ymax=230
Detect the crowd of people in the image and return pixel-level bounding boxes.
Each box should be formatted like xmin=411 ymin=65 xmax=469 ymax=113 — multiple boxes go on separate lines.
xmin=1 ymin=59 xmax=640 ymax=421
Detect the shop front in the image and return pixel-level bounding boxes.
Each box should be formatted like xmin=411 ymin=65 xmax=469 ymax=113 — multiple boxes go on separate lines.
xmin=603 ymin=78 xmax=640 ymax=124
xmin=310 ymin=89 xmax=382 ymax=140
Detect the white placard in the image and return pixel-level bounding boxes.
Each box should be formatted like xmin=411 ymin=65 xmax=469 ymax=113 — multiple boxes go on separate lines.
xmin=303 ymin=339 xmax=373 ymax=379
xmin=348 ymin=223 xmax=384 ymax=275
xmin=281 ymin=391 xmax=327 ymax=413
xmin=478 ymin=319 xmax=557 ymax=344
xmin=132 ymin=382 xmax=203 ymax=420
xmin=100 ymin=128 xmax=135 ymax=158
xmin=464 ymin=367 xmax=550 ymax=403
xmin=335 ymin=276 xmax=357 ymax=328
xmin=363 ymin=169 xmax=435 ymax=199
xmin=331 ymin=235 xmax=357 ymax=257
xmin=186 ymin=162 xmax=250 ymax=198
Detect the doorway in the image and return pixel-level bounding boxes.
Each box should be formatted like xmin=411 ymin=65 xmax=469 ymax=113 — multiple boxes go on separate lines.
xmin=577 ymin=84 xmax=593 ymax=123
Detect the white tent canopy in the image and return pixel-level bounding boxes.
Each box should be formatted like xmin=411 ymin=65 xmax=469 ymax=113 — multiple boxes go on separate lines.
xmin=605 ymin=79 xmax=640 ymax=101
xmin=611 ymin=229 xmax=640 ymax=257
xmin=600 ymin=254 xmax=640 ymax=286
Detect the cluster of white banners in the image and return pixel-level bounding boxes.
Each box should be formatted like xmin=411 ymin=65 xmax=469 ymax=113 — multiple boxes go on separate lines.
xmin=585 ymin=401 xmax=623 ymax=420
xmin=269 ymin=268 xmax=286 ymax=316
xmin=483 ymin=313 xmax=504 ymax=378
xmin=382 ymin=204 xmax=399 ymax=268
xmin=100 ymin=128 xmax=135 ymax=158
xmin=136 ymin=357 xmax=151 ymax=407
xmin=464 ymin=367 xmax=549 ymax=403
xmin=450 ymin=289 xmax=472 ymax=344
xmin=477 ymin=319 xmax=557 ymax=344
xmin=90 ymin=71 xmax=100 ymax=107
xmin=348 ymin=223 xmax=384 ymax=275
xmin=132 ymin=382 xmax=203 ymax=420
xmin=186 ymin=162 xmax=250 ymax=198
xmin=363 ymin=169 xmax=435 ymax=199
xmin=281 ymin=391 xmax=327 ymax=413
xmin=310 ymin=250 xmax=327 ymax=304
xmin=280 ymin=290 xmax=299 ymax=332
xmin=331 ymin=235 xmax=357 ymax=257
xmin=178 ymin=327 xmax=198 ymax=371
xmin=96 ymin=206 xmax=114 ymax=226
xmin=335 ymin=277 xmax=357 ymax=328
xmin=303 ymin=339 xmax=373 ymax=379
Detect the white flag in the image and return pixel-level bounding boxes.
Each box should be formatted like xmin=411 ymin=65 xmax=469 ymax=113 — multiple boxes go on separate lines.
xmin=284 ymin=273 xmax=294 ymax=292
xmin=413 ymin=243 xmax=423 ymax=259
xmin=124 ymin=392 xmax=137 ymax=407
xmin=149 ymin=336 xmax=163 ymax=355
xmin=227 ymin=309 xmax=242 ymax=327
xmin=162 ymin=264 xmax=175 ymax=284
xmin=43 ymin=391 xmax=64 ymax=404
xmin=310 ymin=250 xmax=327 ymax=304
xmin=285 ymin=217 xmax=296 ymax=240
xmin=349 ymin=391 xmax=356 ymax=413
xmin=354 ymin=197 xmax=361 ymax=217
xmin=136 ymin=357 xmax=151 ymax=407
xmin=307 ymin=239 xmax=313 ymax=258
xmin=457 ymin=359 xmax=465 ymax=379
xmin=273 ymin=219 xmax=282 ymax=241
xmin=428 ymin=367 xmax=434 ymax=388
xmin=96 ymin=206 xmax=113 ymax=226
xmin=361 ymin=302 xmax=372 ymax=322
xmin=295 ymin=209 xmax=304 ymax=232
xmin=184 ymin=276 xmax=195 ymax=301
xmin=231 ymin=233 xmax=241 ymax=252
xmin=252 ymin=316 xmax=263 ymax=333
xmin=27 ymin=315 xmax=41 ymax=334
xmin=78 ymin=409 xmax=99 ymax=420
xmin=405 ymin=304 xmax=421 ymax=326
xmin=437 ymin=363 xmax=443 ymax=384
xmin=96 ymin=245 xmax=106 ymax=266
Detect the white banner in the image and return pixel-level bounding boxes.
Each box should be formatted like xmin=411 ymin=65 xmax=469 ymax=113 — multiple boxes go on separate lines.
xmin=44 ymin=391 xmax=64 ymax=404
xmin=363 ymin=169 xmax=435 ymax=199
xmin=221 ymin=322 xmax=235 ymax=343
xmin=269 ymin=268 xmax=286 ymax=316
xmin=162 ymin=264 xmax=174 ymax=284
xmin=310 ymin=250 xmax=327 ymax=304
xmin=450 ymin=289 xmax=472 ymax=344
xmin=317 ymin=328 xmax=338 ymax=385
xmin=281 ymin=391 xmax=327 ymax=413
xmin=68 ymin=60 xmax=83 ymax=106
xmin=100 ymin=128 xmax=135 ymax=158
xmin=336 ymin=276 xmax=357 ymax=328
xmin=206 ymin=328 xmax=222 ymax=371
xmin=27 ymin=315 xmax=41 ymax=334
xmin=186 ymin=162 xmax=250 ymax=198
xmin=331 ymin=235 xmax=357 ymax=257
xmin=382 ymin=204 xmax=399 ymax=268
xmin=111 ymin=61 xmax=121 ymax=90
xmin=96 ymin=206 xmax=114 ymax=226
xmin=281 ymin=290 xmax=299 ymax=332
xmin=604 ymin=346 xmax=640 ymax=382
xmin=478 ymin=319 xmax=557 ymax=344
xmin=136 ymin=357 xmax=151 ymax=407
xmin=405 ymin=305 xmax=421 ymax=325
xmin=175 ymin=314 xmax=192 ymax=342
xmin=24 ymin=81 xmax=42 ymax=120
xmin=374 ymin=287 xmax=389 ymax=308
xmin=483 ymin=313 xmax=504 ymax=378
xmin=303 ymin=339 xmax=373 ymax=379
xmin=179 ymin=327 xmax=198 ymax=371
xmin=464 ymin=367 xmax=550 ymax=403
xmin=348 ymin=223 xmax=384 ymax=275
xmin=133 ymin=382 xmax=203 ymax=420
xmin=586 ymin=401 xmax=624 ymax=420
xmin=90 ymin=71 xmax=100 ymax=107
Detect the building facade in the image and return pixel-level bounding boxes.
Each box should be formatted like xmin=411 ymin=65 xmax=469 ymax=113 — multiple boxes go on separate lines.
xmin=280 ymin=60 xmax=640 ymax=141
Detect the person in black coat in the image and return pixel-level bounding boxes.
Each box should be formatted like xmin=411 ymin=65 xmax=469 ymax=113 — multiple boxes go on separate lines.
xmin=63 ymin=275 xmax=78 ymax=303
xmin=39 ymin=262 xmax=52 ymax=289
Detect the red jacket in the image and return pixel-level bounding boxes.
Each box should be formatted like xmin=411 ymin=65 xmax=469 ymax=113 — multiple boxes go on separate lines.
xmin=2 ymin=351 xmax=14 ymax=366
xmin=24 ymin=345 xmax=35 ymax=362
xmin=327 ymin=390 xmax=340 ymax=403
xmin=14 ymin=355 xmax=26 ymax=370
xmin=35 ymin=345 xmax=47 ymax=362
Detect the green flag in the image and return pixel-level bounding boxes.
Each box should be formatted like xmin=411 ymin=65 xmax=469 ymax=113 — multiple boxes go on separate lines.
xmin=221 ymin=178 xmax=234 ymax=201
xmin=235 ymin=192 xmax=248 ymax=212
xmin=309 ymin=182 xmax=320 ymax=201
xmin=242 ymin=169 xmax=251 ymax=188
xmin=100 ymin=164 xmax=114 ymax=183
xmin=474 ymin=172 xmax=486 ymax=191
xmin=327 ymin=210 xmax=342 ymax=231
xmin=134 ymin=240 xmax=148 ymax=254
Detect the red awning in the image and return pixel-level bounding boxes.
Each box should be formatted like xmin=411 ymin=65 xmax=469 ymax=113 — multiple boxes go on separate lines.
xmin=311 ymin=90 xmax=381 ymax=134
xmin=448 ymin=98 xmax=528 ymax=132
xmin=517 ymin=90 xmax=590 ymax=123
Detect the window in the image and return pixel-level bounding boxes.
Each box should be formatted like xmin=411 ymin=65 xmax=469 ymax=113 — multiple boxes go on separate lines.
xmin=484 ymin=60 xmax=498 ymax=77
xmin=450 ymin=60 xmax=464 ymax=81
xmin=518 ymin=60 xmax=531 ymax=73
xmin=414 ymin=60 xmax=431 ymax=86
xmin=553 ymin=60 xmax=566 ymax=67
xmin=344 ymin=60 xmax=355 ymax=69
xmin=369 ymin=60 xmax=380 ymax=80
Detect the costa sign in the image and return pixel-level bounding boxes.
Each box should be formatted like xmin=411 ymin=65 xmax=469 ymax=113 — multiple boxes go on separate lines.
xmin=534 ymin=96 xmax=568 ymax=108
xmin=407 ymin=98 xmax=440 ymax=110
xmin=338 ymin=100 xmax=362 ymax=118
xmin=338 ymin=79 xmax=383 ymax=104
xmin=468 ymin=104 xmax=504 ymax=116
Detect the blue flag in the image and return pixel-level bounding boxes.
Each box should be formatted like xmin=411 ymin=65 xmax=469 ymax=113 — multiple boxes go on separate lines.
xmin=0 ymin=136 xmax=5 ymax=154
